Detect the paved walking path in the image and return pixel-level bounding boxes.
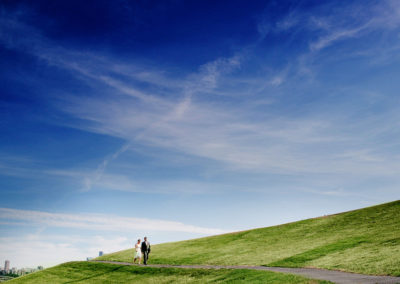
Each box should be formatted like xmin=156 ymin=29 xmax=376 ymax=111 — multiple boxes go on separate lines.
xmin=92 ymin=260 xmax=400 ymax=284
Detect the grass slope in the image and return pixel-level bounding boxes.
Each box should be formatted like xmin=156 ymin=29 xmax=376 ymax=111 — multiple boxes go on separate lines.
xmin=9 ymin=262 xmax=330 ymax=284
xmin=98 ymin=200 xmax=400 ymax=276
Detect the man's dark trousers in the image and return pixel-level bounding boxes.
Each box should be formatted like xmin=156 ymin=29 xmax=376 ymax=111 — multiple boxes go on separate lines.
xmin=143 ymin=251 xmax=149 ymax=265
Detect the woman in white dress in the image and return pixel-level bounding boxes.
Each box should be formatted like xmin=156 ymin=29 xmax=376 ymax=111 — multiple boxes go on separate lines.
xmin=134 ymin=239 xmax=142 ymax=264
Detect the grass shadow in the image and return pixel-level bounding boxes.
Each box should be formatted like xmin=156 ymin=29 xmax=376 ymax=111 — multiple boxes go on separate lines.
xmin=267 ymin=237 xmax=369 ymax=267
xmin=63 ymin=265 xmax=124 ymax=284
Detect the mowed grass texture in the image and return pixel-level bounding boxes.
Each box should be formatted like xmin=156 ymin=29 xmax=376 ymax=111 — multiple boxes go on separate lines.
xmin=9 ymin=262 xmax=331 ymax=284
xmin=98 ymin=200 xmax=400 ymax=276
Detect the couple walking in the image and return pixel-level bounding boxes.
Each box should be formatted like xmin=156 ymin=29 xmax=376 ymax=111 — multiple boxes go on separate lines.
xmin=134 ymin=237 xmax=151 ymax=265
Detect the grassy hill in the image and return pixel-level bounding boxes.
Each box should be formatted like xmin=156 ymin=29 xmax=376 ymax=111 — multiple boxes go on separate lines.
xmin=9 ymin=262 xmax=330 ymax=283
xmin=98 ymin=200 xmax=400 ymax=276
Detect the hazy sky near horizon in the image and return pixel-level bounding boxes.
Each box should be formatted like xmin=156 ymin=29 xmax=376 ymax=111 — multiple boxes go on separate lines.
xmin=1 ymin=0 xmax=400 ymax=268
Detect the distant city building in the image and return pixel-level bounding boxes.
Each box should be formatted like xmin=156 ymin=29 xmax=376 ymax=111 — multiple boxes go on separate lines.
xmin=4 ymin=260 xmax=10 ymax=274
xmin=99 ymin=251 xmax=103 ymax=257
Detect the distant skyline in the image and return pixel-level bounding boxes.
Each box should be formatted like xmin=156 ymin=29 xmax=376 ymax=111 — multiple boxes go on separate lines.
xmin=1 ymin=0 xmax=400 ymax=268
xmin=0 ymin=259 xmax=43 ymax=275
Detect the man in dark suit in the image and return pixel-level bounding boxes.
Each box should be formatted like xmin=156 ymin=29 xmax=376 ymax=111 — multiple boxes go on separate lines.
xmin=141 ymin=236 xmax=151 ymax=265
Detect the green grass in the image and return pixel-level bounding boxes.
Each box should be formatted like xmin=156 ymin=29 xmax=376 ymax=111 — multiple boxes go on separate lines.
xmin=268 ymin=236 xmax=368 ymax=267
xmin=9 ymin=262 xmax=330 ymax=284
xmin=97 ymin=200 xmax=400 ymax=276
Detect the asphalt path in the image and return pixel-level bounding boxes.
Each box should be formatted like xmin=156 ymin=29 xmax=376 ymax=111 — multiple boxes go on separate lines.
xmin=92 ymin=260 xmax=400 ymax=284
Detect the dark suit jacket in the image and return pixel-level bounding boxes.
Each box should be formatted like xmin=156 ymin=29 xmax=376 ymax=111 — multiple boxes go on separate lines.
xmin=141 ymin=241 xmax=151 ymax=253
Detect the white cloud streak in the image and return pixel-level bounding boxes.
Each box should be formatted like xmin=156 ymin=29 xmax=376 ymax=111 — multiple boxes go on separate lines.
xmin=310 ymin=23 xmax=369 ymax=51
xmin=83 ymin=143 xmax=130 ymax=192
xmin=0 ymin=208 xmax=227 ymax=235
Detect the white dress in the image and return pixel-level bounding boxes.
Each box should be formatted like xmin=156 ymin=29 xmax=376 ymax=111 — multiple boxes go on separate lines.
xmin=135 ymin=243 xmax=141 ymax=258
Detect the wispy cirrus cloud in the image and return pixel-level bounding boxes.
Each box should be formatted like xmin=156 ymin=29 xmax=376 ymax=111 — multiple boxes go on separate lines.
xmin=263 ymin=0 xmax=400 ymax=51
xmin=310 ymin=1 xmax=400 ymax=51
xmin=309 ymin=23 xmax=369 ymax=51
xmin=2 ymin=9 xmax=400 ymax=193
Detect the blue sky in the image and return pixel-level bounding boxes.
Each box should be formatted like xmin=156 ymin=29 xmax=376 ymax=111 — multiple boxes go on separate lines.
xmin=1 ymin=0 xmax=400 ymax=268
